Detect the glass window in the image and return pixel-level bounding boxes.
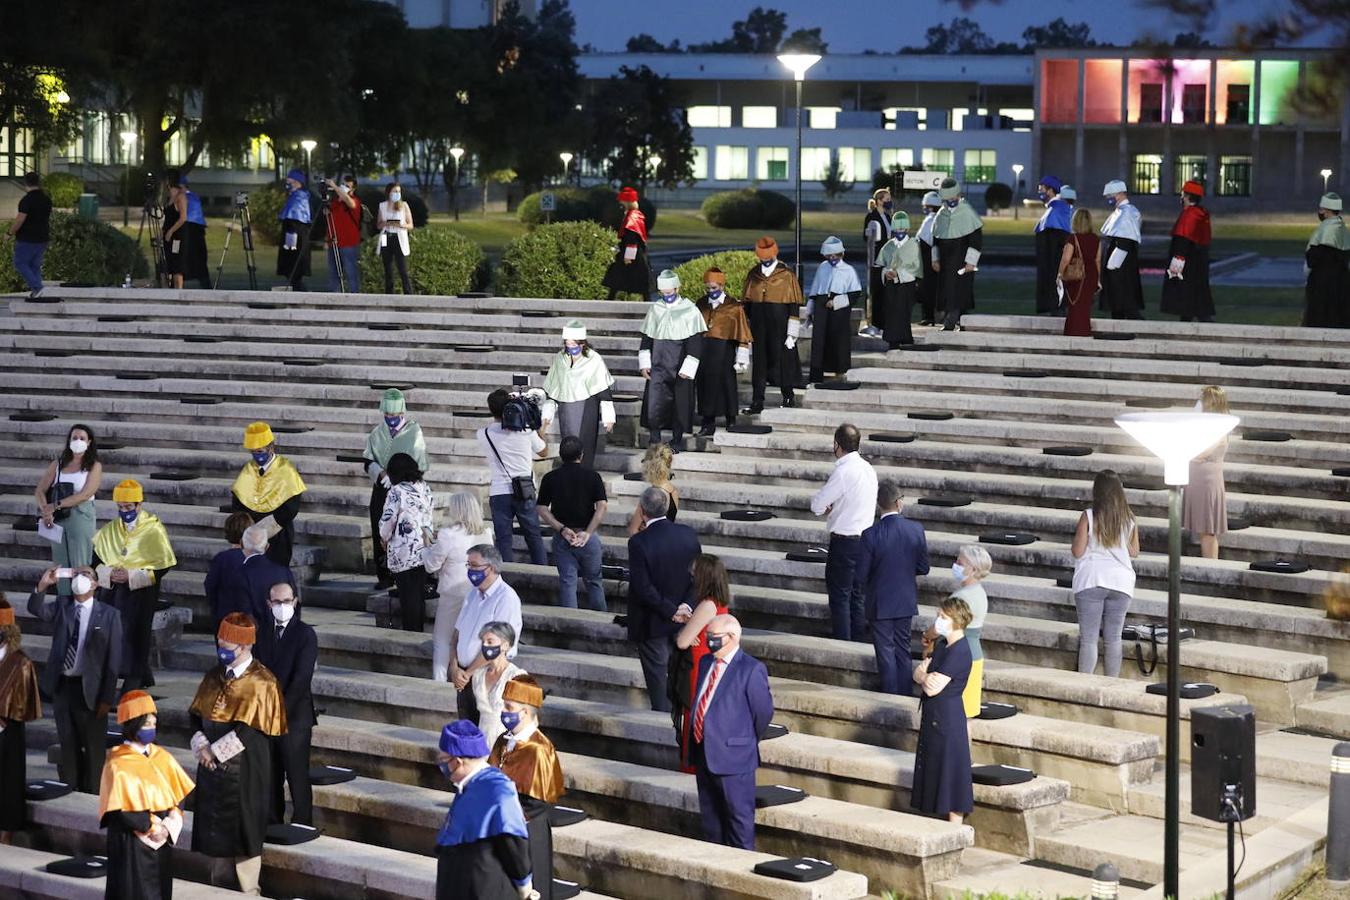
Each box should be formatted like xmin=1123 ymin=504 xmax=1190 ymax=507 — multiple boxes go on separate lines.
xmin=921 ymin=148 xmax=954 ymax=175
xmin=691 ymin=146 xmax=708 ymax=181
xmin=951 ymin=108 xmax=968 ymax=132
xmin=806 ymin=107 xmax=840 ymax=129
xmin=714 ymin=145 xmax=748 ymax=180
xmin=687 ymin=106 xmax=732 ymax=128
xmin=963 ymin=149 xmax=997 ymax=184
xmin=1040 ymin=59 xmax=1081 ymax=124
xmin=1085 ymin=59 xmax=1124 ymax=124
xmin=880 ymin=148 xmax=915 ymax=169
xmin=1219 ymin=155 xmax=1252 ymax=196
xmin=801 ymin=147 xmax=832 ymax=180
xmin=1258 ymin=60 xmax=1299 ymax=125
xmin=742 ymin=106 xmax=777 ymax=128
xmin=756 ymin=146 xmax=789 ymax=181
xmin=837 ymin=147 xmax=870 ymax=182
xmin=1174 ymin=155 xmax=1207 ymax=189
xmin=1130 ymin=154 xmax=1164 ymax=194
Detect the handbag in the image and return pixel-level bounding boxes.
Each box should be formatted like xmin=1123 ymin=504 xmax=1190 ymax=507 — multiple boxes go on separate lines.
xmin=1063 ymin=235 xmax=1086 ymax=283
xmin=483 ymin=428 xmax=536 ymax=503
xmin=46 ymin=462 xmax=74 ymax=521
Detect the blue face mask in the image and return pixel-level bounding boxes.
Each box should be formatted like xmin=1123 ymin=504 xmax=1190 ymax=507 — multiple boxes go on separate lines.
xmin=827 ymin=258 xmax=841 ymax=267
xmin=660 ymin=291 xmax=678 ymax=304
xmin=467 ymin=568 xmax=488 ymax=588
xmin=500 ymin=710 xmax=521 ymax=733
xmin=707 ymin=289 xmax=723 ymax=300
xmin=882 ymin=201 xmax=894 ymax=212
xmin=437 ymin=761 xmax=452 ymax=778
xmin=135 ymin=726 xmax=156 ymax=745
xmin=217 ymin=646 xmax=237 ymax=667
xmin=944 ymin=199 xmax=959 ymax=209
xmin=566 ymin=345 xmax=582 ymax=357
xmin=251 ymin=450 xmax=270 ymax=466
xmin=119 ymin=509 xmax=138 ymax=526
xmin=1106 ymin=197 xmax=1118 ymax=208
xmin=705 ymin=634 xmax=725 ymax=653
xmin=384 ymin=415 xmax=403 ymax=433
xmin=1037 ymin=190 xmax=1048 ymax=202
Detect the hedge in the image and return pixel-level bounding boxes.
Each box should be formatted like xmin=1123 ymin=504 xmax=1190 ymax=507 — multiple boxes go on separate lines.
xmin=44 ymin=172 xmax=85 ymax=208
xmin=700 ymin=189 xmax=795 ymax=230
xmin=673 ymin=250 xmax=762 ymax=301
xmin=496 ymin=221 xmax=616 ymax=300
xmin=356 ymin=226 xmax=487 ymax=296
xmin=518 ymin=186 xmax=658 ymax=232
xmin=984 ymin=182 xmax=1013 ymax=211
xmin=0 ymin=212 xmax=147 ymax=291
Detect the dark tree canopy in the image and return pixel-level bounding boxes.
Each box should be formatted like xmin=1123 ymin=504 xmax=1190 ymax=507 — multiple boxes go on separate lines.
xmin=583 ymin=65 xmax=695 ymax=190
xmin=1022 ymin=18 xmax=1096 ymax=49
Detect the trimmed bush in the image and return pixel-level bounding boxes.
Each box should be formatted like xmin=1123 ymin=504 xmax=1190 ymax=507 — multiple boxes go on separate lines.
xmin=496 ymin=221 xmax=616 ymax=300
xmin=356 ymin=226 xmax=487 ymax=296
xmin=984 ymin=182 xmax=1013 ymax=211
xmin=0 ymin=212 xmax=147 ymax=291
xmin=44 ymin=172 xmax=85 ymax=208
xmin=357 ymin=186 xmax=429 ymax=229
xmin=674 ymin=250 xmax=761 ymax=301
xmin=246 ymin=183 xmax=287 ymax=245
xmin=518 ymin=186 xmax=659 ymax=233
xmin=700 ymin=189 xmax=795 ymax=230
xmin=591 ymin=186 xmax=658 ymax=234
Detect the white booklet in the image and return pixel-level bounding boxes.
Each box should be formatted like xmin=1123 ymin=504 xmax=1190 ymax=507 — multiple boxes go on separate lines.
xmin=210 ymin=730 xmax=245 ymax=764
xmin=37 ymin=520 xmax=64 ymax=544
xmin=623 ymin=245 xmax=638 ymax=262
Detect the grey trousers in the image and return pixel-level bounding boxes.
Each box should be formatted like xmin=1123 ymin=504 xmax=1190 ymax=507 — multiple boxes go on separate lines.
xmin=1074 ymin=587 xmax=1132 ymax=676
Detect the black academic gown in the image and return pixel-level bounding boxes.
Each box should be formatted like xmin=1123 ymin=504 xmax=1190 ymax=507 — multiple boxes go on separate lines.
xmin=935 ymin=230 xmax=983 ymax=317
xmin=0 ymin=718 xmax=24 ymax=831
xmin=102 ymin=808 xmax=175 ymax=900
xmin=1159 ymin=236 xmax=1214 ymax=320
xmin=807 ymin=292 xmax=859 ymax=381
xmin=639 ymin=333 xmax=705 ymax=438
xmin=1035 ymin=228 xmax=1069 ymax=313
xmin=696 ymin=336 xmax=739 ymax=424
xmin=230 ymin=494 xmax=300 ymax=568
xmin=276 ymin=220 xmax=311 ymax=281
xmin=190 ymin=718 xmax=273 ymax=859
xmin=93 ymin=563 xmax=172 ymax=692
xmin=1304 ymin=243 xmax=1350 ymax=328
xmin=1100 ymin=238 xmax=1144 ymax=319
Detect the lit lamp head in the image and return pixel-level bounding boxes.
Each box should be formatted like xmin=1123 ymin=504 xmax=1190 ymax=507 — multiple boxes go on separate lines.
xmin=449 ymin=146 xmax=465 ymax=162
xmin=777 ymin=53 xmax=822 ymax=81
xmin=559 ymin=152 xmax=573 ymax=166
xmin=300 ymin=139 xmax=317 ymax=153
xmin=1114 ymin=412 xmax=1240 ymax=486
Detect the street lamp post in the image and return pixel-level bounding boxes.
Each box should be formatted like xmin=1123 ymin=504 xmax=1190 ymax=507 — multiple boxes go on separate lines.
xmin=777 ymin=52 xmax=821 ymax=280
xmin=1113 ymin=411 xmax=1241 ymax=900
xmin=300 ymin=139 xmax=317 ymax=176
xmin=559 ymin=152 xmax=573 ymax=187
xmin=1012 ymin=163 xmax=1024 ymax=220
xmin=1322 ymin=168 xmax=1333 ymax=192
xmin=119 ymin=130 xmax=138 ymax=227
xmin=449 ymin=146 xmax=465 ymax=221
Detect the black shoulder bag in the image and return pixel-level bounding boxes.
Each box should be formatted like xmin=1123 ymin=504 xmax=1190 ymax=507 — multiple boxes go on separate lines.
xmin=483 ymin=428 xmax=536 ymax=503
xmin=47 ymin=462 xmax=75 ymax=521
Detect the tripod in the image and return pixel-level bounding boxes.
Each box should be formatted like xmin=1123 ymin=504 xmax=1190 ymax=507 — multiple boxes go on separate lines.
xmin=321 ymin=204 xmax=347 ymax=293
xmin=128 ymin=182 xmax=167 ymax=288
xmin=213 ymin=194 xmax=259 ymax=290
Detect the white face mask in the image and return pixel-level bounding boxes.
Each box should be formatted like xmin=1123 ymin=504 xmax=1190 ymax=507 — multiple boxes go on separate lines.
xmin=934 ymin=615 xmax=953 ymax=637
xmin=951 ymin=562 xmax=966 ymax=582
xmin=271 ymin=602 xmax=295 ymax=624
xmin=72 ymin=574 xmax=95 ymax=597
xmin=69 ymin=439 xmax=90 ymax=455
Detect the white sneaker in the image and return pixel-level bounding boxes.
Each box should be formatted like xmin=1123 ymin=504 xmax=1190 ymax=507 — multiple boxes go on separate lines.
xmin=859 ymin=325 xmax=881 ymax=337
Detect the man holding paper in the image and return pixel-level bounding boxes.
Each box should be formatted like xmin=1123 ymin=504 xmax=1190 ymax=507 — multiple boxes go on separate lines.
xmin=189 ymin=613 xmax=287 ymax=894
xmin=638 ymin=269 xmax=707 ymax=453
xmin=931 ymin=178 xmax=983 ymax=331
xmin=806 ymin=236 xmax=862 ymax=383
xmin=875 ymin=212 xmax=923 ymax=349
xmin=1099 ymin=180 xmax=1145 ymax=319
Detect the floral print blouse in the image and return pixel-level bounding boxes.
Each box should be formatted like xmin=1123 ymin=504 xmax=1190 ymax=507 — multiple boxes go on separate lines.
xmin=378 ymin=480 xmax=435 ymax=573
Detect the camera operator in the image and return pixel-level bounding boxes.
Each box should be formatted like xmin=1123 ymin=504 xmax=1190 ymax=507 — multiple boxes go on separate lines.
xmin=478 ymin=389 xmax=549 ymax=566
xmin=324 ymin=175 xmax=363 ymax=293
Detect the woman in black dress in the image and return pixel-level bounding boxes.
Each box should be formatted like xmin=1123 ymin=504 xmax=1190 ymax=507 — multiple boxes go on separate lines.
xmin=911 ymin=595 xmax=975 ymax=824
xmin=601 ymin=187 xmax=653 ymax=300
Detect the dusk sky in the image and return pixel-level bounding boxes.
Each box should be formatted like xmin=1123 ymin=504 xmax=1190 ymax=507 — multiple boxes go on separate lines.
xmin=574 ymin=0 xmax=1322 ymax=53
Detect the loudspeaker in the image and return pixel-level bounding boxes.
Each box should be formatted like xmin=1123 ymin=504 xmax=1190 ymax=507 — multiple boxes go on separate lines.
xmin=1190 ymin=704 xmax=1256 ymax=822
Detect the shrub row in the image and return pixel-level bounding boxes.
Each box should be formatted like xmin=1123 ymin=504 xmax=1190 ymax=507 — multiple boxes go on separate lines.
xmin=700 ymin=188 xmax=796 ymax=230
xmin=0 ymin=213 xmax=148 ymax=291
xmin=517 ymin=186 xmax=658 ymax=233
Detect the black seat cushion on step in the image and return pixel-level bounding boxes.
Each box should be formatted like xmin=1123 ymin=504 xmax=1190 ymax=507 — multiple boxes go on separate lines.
xmin=309 ymin=765 xmax=357 ymax=786
xmin=272 ymin=425 xmax=314 ymax=434
xmin=9 ymin=412 xmax=57 ymax=422
xmin=1055 ymin=576 xmax=1073 ymax=589
xmin=283 ymin=359 xmax=324 ymax=366
xmin=1003 ymin=369 xmax=1050 ymax=378
xmin=786 ymin=547 xmax=829 ymax=563
xmin=458 ymin=291 xmax=495 ymax=299
xmin=266 ymin=823 xmax=322 ymax=845
xmin=611 ymin=393 xmax=642 ymax=403
xmin=622 ymin=471 xmax=645 ymax=481
xmin=552 ymin=878 xmax=583 ymax=900
xmin=1125 ymin=397 xmax=1174 ymax=408
xmin=367 ymin=323 xmax=404 ymax=331
xmin=34 ymin=349 xmax=74 ymax=357
xmin=727 ymin=424 xmax=773 ymax=434
xmin=45 ymin=856 xmax=107 ymax=878
xmin=977 ymin=702 xmax=1018 ymax=721
xmin=184 ymin=335 xmax=225 ymax=343
xmin=600 ymin=565 xmax=629 ymax=582
xmin=870 ymin=432 xmax=916 ymax=444
xmin=752 ymin=858 xmax=838 ymax=883
xmin=449 ymin=344 xmax=493 ymax=353
xmin=908 ymin=411 xmax=954 ymax=421
xmin=813 ymin=380 xmax=860 ymax=391
xmin=720 ymin=509 xmax=774 ymax=522
xmin=13 ymin=515 xmax=37 ymax=532
xmin=246 ymin=301 xmax=281 ymax=310
xmin=980 ymin=532 xmax=1038 ymax=546
xmin=901 ymin=343 xmax=941 ymax=352
xmin=178 ymin=396 xmax=223 ymax=405
xmin=24 ymin=295 xmax=62 ymax=304
xmin=1334 ymin=467 xmax=1350 ymax=478
xmin=1243 ymin=429 xmax=1292 ymax=442
xmin=1249 ymin=559 xmax=1310 ymax=574
xmin=1043 ymin=446 xmax=1092 ymax=456
xmin=971 ymin=764 xmax=1035 ymax=786
xmin=97 ymin=315 xmax=134 ymax=322
xmin=755 ymin=784 xmax=808 ymax=808
xmin=549 ymin=806 xmax=589 ymax=828
xmin=1227 ymin=516 xmax=1252 ymax=531
xmin=1092 ymin=332 xmax=1136 ymax=341
xmin=611 ymin=614 xmax=628 ymax=628
xmin=370 ymin=383 xmax=415 ymax=392
xmin=149 ymin=472 xmax=197 ymax=481
xmin=336 ymin=453 xmax=367 ymax=464
xmin=115 ymin=373 xmax=157 ymax=380
xmin=26 ymin=779 xmax=73 ymax=801
xmin=763 ymin=722 xmax=789 ymax=741
xmin=520 ymin=309 xmax=552 ymax=318
xmin=917 ymin=495 xmax=972 ymax=508
xmin=1218 ymin=357 xmax=1265 ymax=367
xmin=1146 ymin=681 xmax=1219 ymax=700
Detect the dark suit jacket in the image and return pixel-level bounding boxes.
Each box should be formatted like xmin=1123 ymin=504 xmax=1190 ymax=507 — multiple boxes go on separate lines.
xmin=235 ymin=553 xmax=296 ymax=631
xmin=856 ymin=512 xmax=930 ymax=620
xmin=626 ymin=518 xmax=701 ymax=642
xmin=255 ymin=616 xmax=318 ymax=729
xmin=695 ymin=649 xmax=773 ymax=775
xmin=204 ymin=547 xmax=246 ymax=624
xmin=27 ymin=591 xmax=123 ymax=709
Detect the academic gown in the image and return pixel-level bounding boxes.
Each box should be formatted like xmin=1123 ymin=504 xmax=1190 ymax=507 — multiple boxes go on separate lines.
xmin=807 ymin=260 xmax=862 ymax=381
xmin=933 ymin=201 xmax=984 ymax=324
xmin=276 ymin=188 xmax=312 ymax=281
xmin=189 ymin=663 xmax=287 ymax=860
xmin=917 ymin=211 xmax=940 ymax=323
xmin=601 ymin=209 xmax=654 ymax=297
xmin=93 ymin=514 xmax=177 ymax=691
xmin=1160 ymin=204 xmax=1215 ymax=321
xmin=0 ymin=648 xmax=41 ymax=831
xmin=541 ymin=350 xmax=616 ymax=469
xmin=436 ymin=766 xmax=534 ymax=900
xmin=864 ymin=208 xmax=890 ymax=329
xmin=1099 ymin=201 xmax=1145 ymax=319
xmin=1304 ymin=215 xmax=1350 ymax=328
xmin=638 ymin=296 xmax=707 ymax=439
xmin=230 ymin=455 xmax=306 ymax=568
xmin=741 ymin=262 xmax=804 ymax=403
xmin=1034 ymin=199 xmax=1072 ymax=313
xmin=491 ymin=728 xmax=566 ymax=900
xmin=695 ymin=294 xmax=752 ymax=425
xmin=98 ymin=743 xmax=195 ymax=900
xmin=875 ymin=235 xmax=923 ymax=347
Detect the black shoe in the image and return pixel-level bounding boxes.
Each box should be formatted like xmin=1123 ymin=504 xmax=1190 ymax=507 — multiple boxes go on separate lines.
xmin=669 ymin=439 xmax=686 ymax=453
xmin=697 ymin=423 xmax=716 ymax=437
xmin=781 ymin=394 xmax=797 ymax=408
xmin=741 ymin=404 xmax=764 ymax=415
xmin=647 ymin=431 xmax=662 ymax=448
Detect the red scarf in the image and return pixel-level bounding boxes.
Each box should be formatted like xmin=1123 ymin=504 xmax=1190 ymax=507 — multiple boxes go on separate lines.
xmin=1172 ymin=205 xmax=1211 ymax=246
xmin=621 ymin=208 xmax=649 ymax=244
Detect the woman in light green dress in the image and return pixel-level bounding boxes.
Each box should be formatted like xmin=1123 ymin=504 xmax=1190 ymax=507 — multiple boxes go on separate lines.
xmin=33 ymin=424 xmax=104 ymax=595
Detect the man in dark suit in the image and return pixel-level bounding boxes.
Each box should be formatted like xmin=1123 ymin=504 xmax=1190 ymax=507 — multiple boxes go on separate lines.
xmin=627 ymin=486 xmax=701 ymax=712
xmin=27 ymin=566 xmax=123 ymax=792
xmin=204 ymin=512 xmax=254 ymax=625
xmin=856 ymin=480 xmax=930 ymax=695
xmin=254 ymin=581 xmax=317 ymax=826
xmin=690 ymin=613 xmax=773 ymax=849
xmin=237 ymin=525 xmax=295 ymax=655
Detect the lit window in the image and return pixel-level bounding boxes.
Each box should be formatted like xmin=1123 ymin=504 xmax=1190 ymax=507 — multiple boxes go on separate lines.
xmin=1174 ymin=155 xmax=1207 ymax=189
xmin=687 ymin=106 xmax=732 ymax=128
xmin=1218 ymin=155 xmax=1252 ymax=196
xmin=1130 ymin=154 xmax=1164 ymax=194
xmin=714 ymin=145 xmax=748 ymax=180
xmin=922 ymin=148 xmax=954 ymax=176
xmin=837 ymin=147 xmax=871 ymax=182
xmin=801 ymin=147 xmax=832 ymax=180
xmin=880 ymin=148 xmax=915 ymax=169
xmin=756 ymin=146 xmax=789 ymax=181
xmin=742 ymin=106 xmax=777 ymax=128
xmin=806 ymin=107 xmax=840 ymax=129
xmin=691 ymin=146 xmax=708 ymax=181
xmin=951 ymin=108 xmax=968 ymax=132
xmin=962 ymin=149 xmax=997 ymax=184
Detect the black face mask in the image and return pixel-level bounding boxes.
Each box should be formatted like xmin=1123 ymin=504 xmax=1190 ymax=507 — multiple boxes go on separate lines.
xmin=481 ymin=644 xmax=502 ymax=661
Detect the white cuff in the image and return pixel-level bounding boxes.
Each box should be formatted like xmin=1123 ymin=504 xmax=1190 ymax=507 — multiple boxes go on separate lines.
xmin=786 ymin=318 xmax=801 ymax=340
xmin=735 ymin=346 xmax=750 ymax=368
xmin=95 ymin=565 xmax=113 ymax=590
xmin=1171 ymin=256 xmax=1186 ymax=273
xmin=898 ymin=269 xmax=916 ymax=284
xmin=540 ymin=400 xmax=557 ymax=423
xmin=964 ymin=247 xmax=982 ymax=268
xmin=600 ymin=401 xmax=616 ymax=427
xmin=190 ymin=732 xmax=209 ymax=753
xmin=638 ymin=349 xmax=652 ymax=371
xmin=678 ymin=355 xmax=700 ymax=379
xmin=126 ymin=568 xmax=154 ymax=591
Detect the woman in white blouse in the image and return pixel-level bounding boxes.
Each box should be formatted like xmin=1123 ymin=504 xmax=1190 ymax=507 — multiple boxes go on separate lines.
xmin=471 ymin=621 xmax=526 ymax=749
xmin=378 ymin=452 xmax=434 ymax=634
xmin=378 ymin=181 xmax=414 ymax=294
xmin=427 ymin=492 xmax=490 ymax=682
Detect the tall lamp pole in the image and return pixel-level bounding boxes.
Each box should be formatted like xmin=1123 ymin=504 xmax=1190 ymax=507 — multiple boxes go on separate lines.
xmin=778 ymin=53 xmax=821 ymax=279
xmin=300 ymin=139 xmax=317 ymax=176
xmin=559 ymin=152 xmax=573 ymax=187
xmin=1012 ymin=163 xmax=1024 ymax=220
xmin=1114 ymin=411 xmax=1240 ymax=900
xmin=450 ymin=146 xmax=465 ymax=221
xmin=119 ymin=130 xmax=138 ymax=227
xmin=1322 ymin=168 xmax=1333 ymax=192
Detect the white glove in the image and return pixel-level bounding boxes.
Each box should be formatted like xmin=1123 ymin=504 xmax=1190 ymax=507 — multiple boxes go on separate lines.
xmin=828 ymin=294 xmax=850 ymax=311
xmin=678 ymin=355 xmax=700 ymax=379
xmin=964 ymin=247 xmax=982 ymax=268
xmin=734 ymin=346 xmax=750 ymax=372
xmin=540 ymin=399 xmax=557 ymax=424
xmin=1168 ymin=256 xmax=1185 ymax=279
xmin=785 ymin=318 xmax=801 ymax=350
xmin=380 ymin=474 xmax=391 ymax=489
xmin=600 ymin=400 xmax=616 ymax=428
xmin=126 ymin=568 xmax=154 ymax=590
xmin=637 ymin=349 xmax=652 ymax=372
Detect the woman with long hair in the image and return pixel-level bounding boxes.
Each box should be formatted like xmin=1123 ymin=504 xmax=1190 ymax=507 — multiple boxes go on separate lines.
xmin=0 ymin=599 xmax=41 ymax=844
xmin=1059 ymin=207 xmax=1100 ymax=337
xmin=32 ymin=423 xmax=103 ymax=595
xmin=626 ymin=443 xmax=679 ymax=534
xmin=862 ymin=187 xmax=893 ymax=336
xmin=601 ymin=187 xmax=654 ymax=301
xmin=1071 ymin=470 xmax=1140 ymax=675
xmin=428 ymin=492 xmax=491 ymax=682
xmin=1184 ymin=385 xmax=1230 ymax=559
xmin=378 ymin=452 xmax=434 ymax=632
xmin=671 ymin=554 xmax=733 ymax=773
xmin=378 ymin=181 xmax=414 ymax=294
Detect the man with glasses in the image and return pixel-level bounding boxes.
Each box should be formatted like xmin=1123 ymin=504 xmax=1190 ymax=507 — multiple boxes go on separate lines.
xmin=449 ymin=546 xmax=523 ymax=723
xmin=256 ymin=582 xmax=317 ymax=828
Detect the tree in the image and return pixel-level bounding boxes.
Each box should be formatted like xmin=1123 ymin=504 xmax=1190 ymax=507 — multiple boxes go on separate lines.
xmin=690 ymin=6 xmax=787 ymax=53
xmin=1021 ymin=18 xmax=1096 ymax=49
xmin=583 ymin=65 xmax=695 ymax=190
xmin=626 ymin=34 xmax=682 ymax=53
xmin=902 ymin=17 xmax=1020 ymax=54
xmin=781 ymin=28 xmax=828 ymax=54
xmin=1170 ymin=31 xmax=1214 ymax=48
xmin=819 ymin=152 xmax=853 ymax=200
xmin=0 ymin=6 xmax=87 ymax=157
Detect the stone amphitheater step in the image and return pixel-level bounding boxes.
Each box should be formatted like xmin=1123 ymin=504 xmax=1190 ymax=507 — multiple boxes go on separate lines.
xmin=0 ymin=842 xmax=245 ymax=900
xmin=963 ymin=313 xmax=1350 ymax=349
xmin=931 ymin=846 xmax=1149 ymax=899
xmin=1033 ymin=806 xmax=1231 ymax=885
xmin=1125 ymin=762 xmax=1329 ymax=833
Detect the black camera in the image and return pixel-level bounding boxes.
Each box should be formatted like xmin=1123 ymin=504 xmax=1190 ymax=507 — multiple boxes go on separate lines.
xmin=501 ymin=387 xmax=544 ymax=432
xmin=234 ymin=191 xmax=249 ymax=208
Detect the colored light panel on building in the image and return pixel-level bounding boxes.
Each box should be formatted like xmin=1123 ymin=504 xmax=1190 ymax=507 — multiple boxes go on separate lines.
xmin=1216 ymin=59 xmax=1254 ymax=124
xmin=1084 ymin=59 xmax=1123 ymax=124
xmin=1259 ymin=60 xmax=1299 ymax=125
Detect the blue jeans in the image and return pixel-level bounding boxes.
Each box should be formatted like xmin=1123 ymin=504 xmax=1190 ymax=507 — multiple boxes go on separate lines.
xmin=327 ymin=244 xmax=361 ymax=292
xmin=825 ymin=534 xmax=867 ymax=641
xmin=13 ymin=241 xmax=46 ymax=292
xmin=552 ymin=532 xmax=606 ymax=610
xmin=489 ymin=493 xmax=547 ymax=565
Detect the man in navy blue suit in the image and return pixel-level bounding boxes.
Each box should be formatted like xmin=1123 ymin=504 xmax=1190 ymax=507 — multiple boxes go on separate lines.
xmin=856 ymin=481 xmax=930 ymax=695
xmin=236 ymin=525 xmax=295 ymax=657
xmin=690 ymin=613 xmax=773 ymax=849
xmin=626 ymin=486 xmax=701 ymax=712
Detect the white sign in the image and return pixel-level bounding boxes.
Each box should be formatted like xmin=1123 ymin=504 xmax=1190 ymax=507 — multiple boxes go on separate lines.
xmin=902 ymin=171 xmax=946 ymax=191
xmin=539 ymin=193 xmax=556 ymax=212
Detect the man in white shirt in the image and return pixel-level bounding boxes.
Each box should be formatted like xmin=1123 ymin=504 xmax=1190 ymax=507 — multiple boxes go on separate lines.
xmin=450 ymin=545 xmax=524 ymax=722
xmin=809 ymin=424 xmax=878 ymax=641
xmin=479 ymin=389 xmax=549 ymax=565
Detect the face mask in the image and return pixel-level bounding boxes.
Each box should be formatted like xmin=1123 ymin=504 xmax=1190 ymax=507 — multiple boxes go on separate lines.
xmin=384 ymin=415 xmax=403 ymax=433
xmin=660 ymin=291 xmax=678 ymax=304
xmin=272 ymin=602 xmax=295 ymax=624
xmin=934 ymin=616 xmax=952 ymax=637
xmin=706 ymin=288 xmax=723 ymax=300
xmin=135 ymin=726 xmax=156 ymax=745
xmin=891 ymin=231 xmax=907 ymax=241
xmin=251 ymin=450 xmax=271 ymax=466
xmin=1106 ymin=197 xmax=1117 ymax=208
xmin=218 ymin=646 xmax=237 ymax=667
xmin=437 ymin=761 xmax=452 ymax=779
xmin=481 ymin=643 xmax=502 ymax=661
xmin=944 ymin=199 xmax=959 ymax=209
xmin=500 ymin=710 xmax=521 ymax=733
xmin=882 ymin=201 xmax=894 ymax=212
xmin=337 ymin=185 xmax=350 ymax=195
xmin=69 ymin=439 xmax=90 ymax=455
xmin=119 ymin=509 xmax=138 ymax=527
xmin=705 ymin=634 xmax=725 ymax=653
xmin=951 ymin=562 xmax=966 ymax=581
xmin=390 ymin=191 xmax=402 ymax=202
xmin=827 ymin=257 xmax=840 ymax=266
xmin=72 ymin=574 xmax=94 ymax=597
xmin=467 ymin=568 xmax=488 ymax=588
xmin=1037 ymin=191 xmax=1048 ymax=202
xmin=566 ymin=345 xmax=582 ymax=357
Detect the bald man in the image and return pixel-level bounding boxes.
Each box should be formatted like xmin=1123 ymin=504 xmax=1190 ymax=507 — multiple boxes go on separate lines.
xmin=687 ymin=614 xmax=774 ymax=849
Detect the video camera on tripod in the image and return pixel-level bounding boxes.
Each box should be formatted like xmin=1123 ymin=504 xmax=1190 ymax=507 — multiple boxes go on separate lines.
xmin=502 ymin=374 xmax=545 ymax=432
xmin=126 ymin=170 xmax=168 ymax=288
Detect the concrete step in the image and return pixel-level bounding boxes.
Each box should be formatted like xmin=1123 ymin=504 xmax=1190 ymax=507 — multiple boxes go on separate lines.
xmin=932 ymin=846 xmax=1149 ymax=899
xmin=0 ymin=841 xmax=245 ymax=900
xmin=1035 ymin=809 xmax=1228 ymax=885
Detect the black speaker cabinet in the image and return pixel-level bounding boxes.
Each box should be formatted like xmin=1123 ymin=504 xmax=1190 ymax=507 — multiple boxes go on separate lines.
xmin=1190 ymin=704 xmax=1256 ymax=822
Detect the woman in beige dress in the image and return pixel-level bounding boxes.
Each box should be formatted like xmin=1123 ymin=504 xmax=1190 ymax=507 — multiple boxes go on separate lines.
xmin=1183 ymin=385 xmax=1229 ymax=559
